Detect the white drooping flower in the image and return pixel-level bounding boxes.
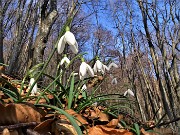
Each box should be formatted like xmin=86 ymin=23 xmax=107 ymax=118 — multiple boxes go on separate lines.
xmin=91 ymin=102 xmax=98 ymax=107
xmin=110 ymin=74 xmax=114 ymax=78
xmin=108 ymin=62 xmax=118 ymax=70
xmin=79 ymin=62 xmax=94 ymax=80
xmin=29 ymin=78 xmax=38 ymax=95
xmin=57 ymin=31 xmax=78 ymax=54
xmin=124 ymin=89 xmax=134 ymax=97
xmin=111 ymin=77 xmax=117 ymax=85
xmin=60 ymin=56 xmax=70 ymax=66
xmin=81 ymin=84 xmax=87 ymax=91
xmin=102 ymin=64 xmax=109 ymax=73
xmin=73 ymin=72 xmax=78 ymax=76
xmin=96 ymin=62 xmax=118 ymax=74
xmin=93 ymin=60 xmax=103 ymax=73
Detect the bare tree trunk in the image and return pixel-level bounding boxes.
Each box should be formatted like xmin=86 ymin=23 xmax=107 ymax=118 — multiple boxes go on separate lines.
xmin=7 ymin=0 xmax=33 ymax=74
xmin=31 ymin=0 xmax=57 ymax=69
xmin=0 ymin=0 xmax=12 ymax=64
xmin=0 ymin=1 xmax=3 ymax=64
xmin=137 ymin=0 xmax=174 ymax=121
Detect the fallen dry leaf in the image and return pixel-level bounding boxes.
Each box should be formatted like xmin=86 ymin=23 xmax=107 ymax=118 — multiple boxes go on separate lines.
xmin=141 ymin=128 xmax=157 ymax=135
xmin=98 ymin=111 xmax=109 ymax=122
xmin=0 ymin=103 xmax=43 ymax=125
xmin=1 ymin=128 xmax=10 ymax=135
xmin=1 ymin=128 xmax=18 ymax=135
xmin=55 ymin=123 xmax=78 ymax=135
xmin=60 ymin=109 xmax=88 ymax=126
xmin=88 ymin=125 xmax=133 ymax=135
xmin=105 ymin=114 xmax=124 ymax=128
xmin=106 ymin=119 xmax=119 ymax=128
xmin=34 ymin=119 xmax=55 ymax=134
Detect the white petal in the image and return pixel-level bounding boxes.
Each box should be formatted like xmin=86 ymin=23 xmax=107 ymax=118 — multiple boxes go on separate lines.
xmin=101 ymin=64 xmax=108 ymax=74
xmin=111 ymin=78 xmax=117 ymax=85
xmin=110 ymin=74 xmax=114 ymax=78
xmin=96 ymin=60 xmax=103 ymax=72
xmin=93 ymin=62 xmax=98 ymax=73
xmin=103 ymin=64 xmax=109 ymax=71
xmin=64 ymin=31 xmax=76 ymax=46
xmin=60 ymin=58 xmax=66 ymax=65
xmin=79 ymin=62 xmax=87 ymax=80
xmin=79 ymin=75 xmax=84 ymax=80
xmin=73 ymin=72 xmax=78 ymax=76
xmin=124 ymin=91 xmax=128 ymax=96
xmin=86 ymin=63 xmax=94 ymax=77
xmin=60 ymin=56 xmax=70 ymax=65
xmin=32 ymin=83 xmax=38 ymax=94
xmin=30 ymin=78 xmax=35 ymax=85
xmin=57 ymin=35 xmax=66 ymax=54
xmin=69 ymin=41 xmax=78 ymax=54
xmin=108 ymin=62 xmax=118 ymax=69
xmin=64 ymin=57 xmax=70 ymax=64
xmin=80 ymin=73 xmax=88 ymax=80
xmin=82 ymin=84 xmax=87 ymax=91
xmin=127 ymin=89 xmax=134 ymax=96
xmin=29 ymin=78 xmax=38 ymax=95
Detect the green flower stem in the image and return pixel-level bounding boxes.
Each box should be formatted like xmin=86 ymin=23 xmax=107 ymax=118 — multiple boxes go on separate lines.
xmin=35 ymin=74 xmax=61 ymax=104
xmin=57 ymin=53 xmax=87 ymax=92
xmin=19 ymin=74 xmax=28 ymax=99
xmin=67 ymin=72 xmax=75 ymax=109
xmin=26 ymin=48 xmax=57 ymax=97
xmin=26 ymin=18 xmax=73 ymax=97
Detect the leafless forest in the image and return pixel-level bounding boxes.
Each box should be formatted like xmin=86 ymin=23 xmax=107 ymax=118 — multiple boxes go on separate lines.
xmin=0 ymin=0 xmax=179 ymax=134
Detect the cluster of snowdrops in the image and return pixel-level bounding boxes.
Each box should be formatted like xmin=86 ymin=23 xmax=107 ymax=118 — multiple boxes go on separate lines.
xmin=29 ymin=27 xmax=134 ymax=97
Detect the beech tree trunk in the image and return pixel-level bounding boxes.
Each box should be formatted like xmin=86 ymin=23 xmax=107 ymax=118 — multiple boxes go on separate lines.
xmin=0 ymin=0 xmax=12 ymax=64
xmin=137 ymin=0 xmax=174 ymax=121
xmin=31 ymin=0 xmax=58 ymax=69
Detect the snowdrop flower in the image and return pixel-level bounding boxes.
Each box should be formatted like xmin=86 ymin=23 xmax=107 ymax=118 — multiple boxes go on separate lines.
xmin=102 ymin=64 xmax=109 ymax=74
xmin=110 ymin=74 xmax=114 ymax=78
xmin=29 ymin=78 xmax=38 ymax=95
xmin=111 ymin=77 xmax=117 ymax=85
xmin=93 ymin=60 xmax=103 ymax=73
xmin=60 ymin=55 xmax=70 ymax=66
xmin=124 ymin=89 xmax=134 ymax=97
xmin=57 ymin=27 xmax=78 ymax=54
xmin=73 ymin=72 xmax=78 ymax=76
xmin=108 ymin=62 xmax=118 ymax=70
xmin=91 ymin=102 xmax=98 ymax=107
xmin=81 ymin=84 xmax=87 ymax=91
xmin=79 ymin=62 xmax=94 ymax=80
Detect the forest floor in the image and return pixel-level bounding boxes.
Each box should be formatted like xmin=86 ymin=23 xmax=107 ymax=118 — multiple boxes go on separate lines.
xmin=0 ymin=73 xmax=179 ymax=135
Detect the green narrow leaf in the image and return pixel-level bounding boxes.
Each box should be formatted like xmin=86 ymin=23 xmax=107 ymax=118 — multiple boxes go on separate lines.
xmin=28 ymin=63 xmax=44 ymax=77
xmin=0 ymin=63 xmax=8 ymax=66
xmin=42 ymin=73 xmax=65 ymax=91
xmin=0 ymin=78 xmax=20 ymax=99
xmin=82 ymin=90 xmax=87 ymax=99
xmin=120 ymin=120 xmax=127 ymax=128
xmin=130 ymin=128 xmax=137 ymax=134
xmin=35 ymin=74 xmax=61 ymax=104
xmin=0 ymin=87 xmax=18 ymax=102
xmin=53 ymin=94 xmax=63 ymax=108
xmin=36 ymin=104 xmax=82 ymax=135
xmin=134 ymin=123 xmax=140 ymax=135
xmin=68 ymin=73 xmax=75 ymax=109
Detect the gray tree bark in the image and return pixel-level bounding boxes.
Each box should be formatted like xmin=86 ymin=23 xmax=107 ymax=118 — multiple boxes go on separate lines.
xmin=31 ymin=0 xmax=58 ymax=69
